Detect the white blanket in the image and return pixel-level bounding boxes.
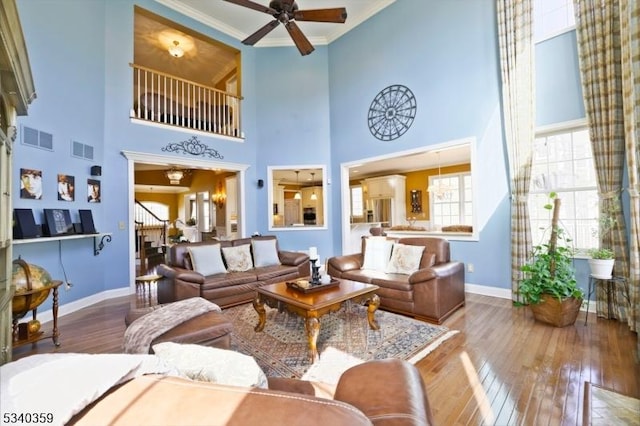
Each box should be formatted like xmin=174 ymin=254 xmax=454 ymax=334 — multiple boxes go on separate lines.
xmin=0 ymin=353 xmax=178 ymax=426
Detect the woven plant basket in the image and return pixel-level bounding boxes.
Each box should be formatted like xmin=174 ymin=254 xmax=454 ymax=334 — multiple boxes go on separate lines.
xmin=530 ymin=294 xmax=582 ymax=327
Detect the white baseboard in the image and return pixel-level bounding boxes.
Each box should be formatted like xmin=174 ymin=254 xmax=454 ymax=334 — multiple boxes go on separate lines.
xmin=465 ymin=282 xmax=596 ymax=313
xmin=31 ymin=283 xmax=598 ymax=326
xmin=34 ymin=287 xmax=131 ymax=325
xmin=465 ymin=283 xmax=512 ymax=299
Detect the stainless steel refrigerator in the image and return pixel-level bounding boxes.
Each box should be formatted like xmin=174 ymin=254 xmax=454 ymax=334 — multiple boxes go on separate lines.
xmin=370 ymin=198 xmax=392 ymax=226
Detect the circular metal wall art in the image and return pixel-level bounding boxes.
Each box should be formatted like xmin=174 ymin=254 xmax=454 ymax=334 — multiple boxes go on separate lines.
xmin=367 ymin=84 xmax=417 ymax=141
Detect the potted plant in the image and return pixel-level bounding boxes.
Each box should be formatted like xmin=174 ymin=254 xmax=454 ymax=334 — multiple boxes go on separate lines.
xmin=587 ymin=199 xmax=618 ymax=278
xmin=587 ymin=248 xmax=615 ymax=279
xmin=518 ymin=193 xmax=584 ymax=327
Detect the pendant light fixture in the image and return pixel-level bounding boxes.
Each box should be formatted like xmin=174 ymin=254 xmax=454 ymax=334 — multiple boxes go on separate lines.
xmin=294 ymin=170 xmax=302 ymax=200
xmin=427 ymin=152 xmax=452 ymax=200
xmin=310 ymin=172 xmax=317 ymax=201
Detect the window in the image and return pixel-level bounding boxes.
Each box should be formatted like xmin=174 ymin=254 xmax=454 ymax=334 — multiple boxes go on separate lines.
xmin=534 ymin=0 xmax=576 ymax=42
xmin=429 ymin=173 xmax=472 ymax=227
xmin=528 ymin=125 xmax=597 ymax=251
xmin=188 ymin=194 xmax=197 ymax=223
xmin=137 ymin=201 xmax=169 ymax=221
xmin=350 ymin=185 xmax=364 ymax=218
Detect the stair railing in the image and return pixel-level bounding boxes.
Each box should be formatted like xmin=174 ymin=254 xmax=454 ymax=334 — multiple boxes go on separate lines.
xmin=134 ymin=200 xmax=170 ymax=272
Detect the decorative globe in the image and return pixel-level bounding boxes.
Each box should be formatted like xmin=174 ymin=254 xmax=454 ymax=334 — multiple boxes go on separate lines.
xmin=11 ymin=259 xmax=55 ymax=318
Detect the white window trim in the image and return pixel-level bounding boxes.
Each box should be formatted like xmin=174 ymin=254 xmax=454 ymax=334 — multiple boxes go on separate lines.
xmin=429 ymin=171 xmax=472 ymax=226
xmin=530 ymin=118 xmax=598 ymax=252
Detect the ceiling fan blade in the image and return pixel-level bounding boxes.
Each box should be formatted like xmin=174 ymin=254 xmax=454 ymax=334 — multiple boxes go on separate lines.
xmin=242 ymin=19 xmax=281 ymax=45
xmin=294 ymin=8 xmax=347 ymax=23
xmin=223 ymin=0 xmax=277 ymax=15
xmin=285 ymin=21 xmax=314 ymax=56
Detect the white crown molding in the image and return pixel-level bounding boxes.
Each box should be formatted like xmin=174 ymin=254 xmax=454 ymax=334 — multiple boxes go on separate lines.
xmin=155 ymin=0 xmax=247 ymax=41
xmin=155 ymin=0 xmax=396 ymax=48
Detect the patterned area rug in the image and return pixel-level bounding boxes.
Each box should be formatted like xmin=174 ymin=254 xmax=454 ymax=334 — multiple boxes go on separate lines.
xmin=223 ymin=302 xmax=458 ymax=383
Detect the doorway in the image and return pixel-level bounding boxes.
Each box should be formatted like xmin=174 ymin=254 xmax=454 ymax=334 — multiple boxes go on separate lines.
xmin=123 ymin=151 xmax=249 ymax=288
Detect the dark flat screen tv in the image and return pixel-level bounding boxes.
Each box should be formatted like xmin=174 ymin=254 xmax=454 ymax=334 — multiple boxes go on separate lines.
xmin=43 ymin=209 xmax=74 ymax=236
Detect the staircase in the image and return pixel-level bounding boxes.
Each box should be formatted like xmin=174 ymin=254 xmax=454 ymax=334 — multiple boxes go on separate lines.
xmin=135 ymin=200 xmax=169 ymax=274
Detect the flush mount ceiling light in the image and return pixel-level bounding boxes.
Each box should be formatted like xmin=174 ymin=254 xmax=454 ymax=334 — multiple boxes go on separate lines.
xmin=165 ymin=168 xmax=184 ymax=185
xmin=168 ymin=40 xmax=184 ymax=58
xmin=294 ymin=170 xmax=302 ymax=200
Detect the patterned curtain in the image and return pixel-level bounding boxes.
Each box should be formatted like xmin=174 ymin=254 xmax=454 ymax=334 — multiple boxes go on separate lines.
xmin=619 ymin=0 xmax=639 ymax=334
xmin=574 ymin=0 xmax=631 ymax=321
xmin=497 ymin=0 xmax=535 ymax=302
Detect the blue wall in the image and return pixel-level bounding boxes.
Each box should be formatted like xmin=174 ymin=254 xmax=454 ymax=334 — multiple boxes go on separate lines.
xmin=535 ymin=30 xmax=585 ymax=126
xmin=328 ymin=0 xmax=512 ymax=288
xmin=12 ymin=0 xmax=594 ymax=312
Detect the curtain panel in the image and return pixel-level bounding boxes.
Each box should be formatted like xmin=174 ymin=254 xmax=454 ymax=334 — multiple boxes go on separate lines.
xmin=497 ymin=0 xmax=535 ymax=302
xmin=619 ymin=0 xmax=639 ymax=334
xmin=574 ymin=0 xmax=634 ymax=324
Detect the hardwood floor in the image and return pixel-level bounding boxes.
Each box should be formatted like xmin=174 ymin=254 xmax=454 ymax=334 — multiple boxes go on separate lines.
xmin=10 ymin=292 xmax=639 ymax=425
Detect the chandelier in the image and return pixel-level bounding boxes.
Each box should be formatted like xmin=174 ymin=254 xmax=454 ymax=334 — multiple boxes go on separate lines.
xmin=427 ymin=152 xmax=452 ymax=200
xmin=165 ymin=168 xmax=185 ymax=185
xmin=212 ymin=181 xmax=226 ymax=209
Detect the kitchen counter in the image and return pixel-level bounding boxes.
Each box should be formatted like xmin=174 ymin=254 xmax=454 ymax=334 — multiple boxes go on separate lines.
xmin=383 ymin=229 xmax=477 ymax=242
xmin=350 ymin=222 xmax=385 ymax=229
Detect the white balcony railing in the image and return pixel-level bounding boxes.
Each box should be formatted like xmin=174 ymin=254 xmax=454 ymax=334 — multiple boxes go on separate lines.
xmin=130 ymin=63 xmax=242 ymax=138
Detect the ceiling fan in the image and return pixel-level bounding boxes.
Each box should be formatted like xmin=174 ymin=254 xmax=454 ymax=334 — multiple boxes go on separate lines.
xmin=223 ymin=0 xmax=347 ymax=56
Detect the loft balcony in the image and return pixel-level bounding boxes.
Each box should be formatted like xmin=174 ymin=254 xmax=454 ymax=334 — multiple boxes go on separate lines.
xmin=130 ymin=63 xmax=243 ymax=139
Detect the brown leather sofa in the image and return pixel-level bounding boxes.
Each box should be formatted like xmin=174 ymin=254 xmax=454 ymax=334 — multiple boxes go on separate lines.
xmin=157 ymin=235 xmax=310 ymax=308
xmin=71 ymin=358 xmax=434 ymax=425
xmin=327 ymin=236 xmax=465 ymax=324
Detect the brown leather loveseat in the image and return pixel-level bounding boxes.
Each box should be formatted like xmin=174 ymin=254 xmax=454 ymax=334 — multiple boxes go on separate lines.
xmin=328 ymin=236 xmax=465 ymax=324
xmin=157 ymin=235 xmax=310 ymax=308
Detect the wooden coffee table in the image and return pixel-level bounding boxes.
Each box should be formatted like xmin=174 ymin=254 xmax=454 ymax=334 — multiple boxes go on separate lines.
xmin=253 ymin=278 xmax=380 ymax=363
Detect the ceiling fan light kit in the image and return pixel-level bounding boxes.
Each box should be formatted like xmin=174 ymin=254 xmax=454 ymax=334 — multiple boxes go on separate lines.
xmin=224 ymin=0 xmax=347 ymax=56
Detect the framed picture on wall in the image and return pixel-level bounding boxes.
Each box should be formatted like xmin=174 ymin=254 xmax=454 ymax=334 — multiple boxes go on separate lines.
xmin=20 ymin=168 xmax=43 ymax=200
xmin=57 ymin=174 xmax=75 ymax=201
xmin=43 ymin=208 xmax=74 ymax=236
xmin=88 ymin=179 xmax=101 ymax=203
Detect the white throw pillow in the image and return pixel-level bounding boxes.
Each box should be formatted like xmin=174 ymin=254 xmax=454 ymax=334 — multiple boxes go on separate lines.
xmin=188 ymin=244 xmax=227 ymax=276
xmin=222 ymin=244 xmax=254 ymax=272
xmin=252 ymin=239 xmax=281 ymax=267
xmin=385 ymin=243 xmax=425 ymax=275
xmin=152 ymin=342 xmax=268 ymax=389
xmin=361 ymin=237 xmax=394 ymax=272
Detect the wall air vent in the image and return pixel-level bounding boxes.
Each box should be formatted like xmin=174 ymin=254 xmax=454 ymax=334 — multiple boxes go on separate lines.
xmin=72 ymin=140 xmax=94 ymax=160
xmin=21 ymin=125 xmax=53 ymax=151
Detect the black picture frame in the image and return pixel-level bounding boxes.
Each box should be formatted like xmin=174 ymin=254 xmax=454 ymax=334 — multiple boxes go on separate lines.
xmin=13 ymin=208 xmax=40 ymax=239
xmin=43 ymin=208 xmax=74 ymax=236
xmin=78 ymin=209 xmax=97 ymax=234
